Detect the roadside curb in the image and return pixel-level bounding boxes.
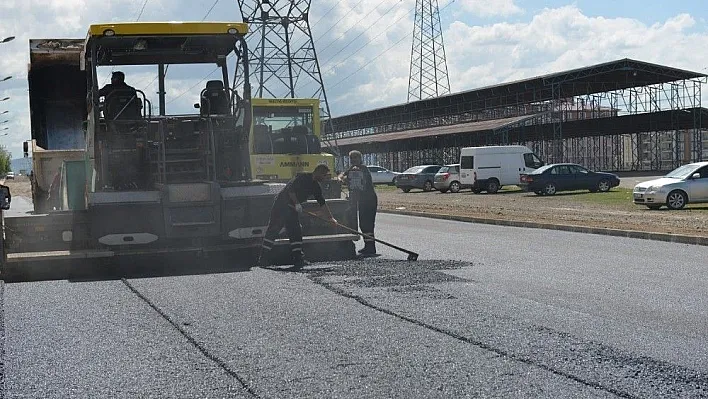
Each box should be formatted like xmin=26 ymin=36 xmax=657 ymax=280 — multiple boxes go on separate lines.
xmin=379 ymin=209 xmax=708 ymax=247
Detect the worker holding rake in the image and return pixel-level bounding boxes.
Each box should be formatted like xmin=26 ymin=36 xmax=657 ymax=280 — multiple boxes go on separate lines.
xmin=257 ymin=164 xmax=337 ymax=270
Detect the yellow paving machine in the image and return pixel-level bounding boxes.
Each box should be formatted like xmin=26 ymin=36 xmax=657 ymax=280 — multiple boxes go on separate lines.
xmin=2 ymin=21 xmax=356 ymax=281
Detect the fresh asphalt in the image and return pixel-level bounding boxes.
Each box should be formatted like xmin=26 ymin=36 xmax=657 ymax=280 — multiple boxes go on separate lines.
xmin=2 ymin=213 xmax=707 ymax=398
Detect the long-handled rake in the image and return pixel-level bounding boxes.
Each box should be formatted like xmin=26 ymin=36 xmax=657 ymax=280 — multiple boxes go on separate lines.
xmin=302 ymin=209 xmax=419 ymax=261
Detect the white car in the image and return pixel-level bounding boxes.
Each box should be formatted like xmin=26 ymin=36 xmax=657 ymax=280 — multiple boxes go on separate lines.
xmin=633 ymin=161 xmax=708 ymax=210
xmin=5 ymin=171 xmax=14 ymax=180
xmin=366 ymin=165 xmax=400 ymax=185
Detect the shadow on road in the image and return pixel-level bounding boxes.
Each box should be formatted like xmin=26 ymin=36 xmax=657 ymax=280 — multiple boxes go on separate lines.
xmin=4 ymin=251 xmax=258 ymax=284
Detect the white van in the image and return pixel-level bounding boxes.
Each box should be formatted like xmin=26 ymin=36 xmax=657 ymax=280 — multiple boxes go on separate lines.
xmin=459 ymin=145 xmax=544 ymax=193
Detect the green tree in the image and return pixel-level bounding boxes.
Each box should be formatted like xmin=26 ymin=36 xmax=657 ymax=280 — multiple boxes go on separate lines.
xmin=0 ymin=145 xmax=11 ymax=175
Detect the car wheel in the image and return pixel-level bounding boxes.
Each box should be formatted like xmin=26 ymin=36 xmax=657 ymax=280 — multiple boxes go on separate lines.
xmin=439 ymin=189 xmax=448 ymax=193
xmin=472 ymin=188 xmax=482 ymax=194
xmin=543 ymin=182 xmax=557 ymax=195
xmin=423 ymin=180 xmax=433 ymax=192
xmin=449 ymin=181 xmax=461 ymax=193
xmin=666 ymin=190 xmax=687 ymax=210
xmin=390 ymin=177 xmax=396 ymax=185
xmin=486 ymin=179 xmax=500 ymax=194
xmin=597 ymin=179 xmax=611 ymax=192
xmin=646 ymin=205 xmax=662 ymax=210
xmin=401 ymin=187 xmax=411 ymax=193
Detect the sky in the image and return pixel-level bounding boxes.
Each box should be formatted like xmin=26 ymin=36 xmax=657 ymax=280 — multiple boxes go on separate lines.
xmin=0 ymin=0 xmax=708 ymax=159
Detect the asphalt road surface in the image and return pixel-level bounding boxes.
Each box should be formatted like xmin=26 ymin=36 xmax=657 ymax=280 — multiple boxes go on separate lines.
xmin=2 ymin=214 xmax=707 ymax=398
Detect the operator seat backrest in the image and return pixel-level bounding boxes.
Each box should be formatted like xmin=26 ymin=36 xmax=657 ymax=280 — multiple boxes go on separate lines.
xmin=201 ymin=80 xmax=229 ymax=115
xmin=253 ymin=124 xmax=272 ymax=154
xmin=291 ymin=125 xmax=309 ymax=154
xmin=105 ymin=89 xmax=141 ymax=120
xmin=307 ymin=135 xmax=321 ymax=154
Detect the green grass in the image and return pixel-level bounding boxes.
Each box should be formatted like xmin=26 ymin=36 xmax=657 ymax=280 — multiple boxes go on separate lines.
xmin=563 ymin=188 xmax=636 ymax=207
xmin=544 ymin=188 xmax=708 ymax=212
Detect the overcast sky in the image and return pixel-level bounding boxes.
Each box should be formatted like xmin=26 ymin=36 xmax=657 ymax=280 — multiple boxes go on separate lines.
xmin=0 ymin=0 xmax=707 ymax=159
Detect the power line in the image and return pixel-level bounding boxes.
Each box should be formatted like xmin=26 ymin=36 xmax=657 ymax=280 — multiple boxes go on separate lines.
xmin=102 ymin=0 xmax=151 ymax=85
xmin=165 ymin=56 xmax=234 ymax=105
xmin=202 ymin=0 xmax=220 ymax=21
xmin=313 ymin=0 xmax=368 ymax=43
xmin=299 ymin=3 xmax=416 ymax=92
xmin=310 ymin=1 xmax=340 ymax=27
xmin=329 ymin=34 xmax=410 ymax=90
xmin=319 ymin=0 xmax=403 ymax=66
xmin=327 ymin=0 xmax=457 ymax=91
xmin=316 ymin=0 xmax=398 ymax=55
xmin=139 ymin=0 xmax=219 ymax=92
xmin=287 ymin=0 xmax=366 ymax=54
xmin=135 ymin=0 xmax=150 ymax=21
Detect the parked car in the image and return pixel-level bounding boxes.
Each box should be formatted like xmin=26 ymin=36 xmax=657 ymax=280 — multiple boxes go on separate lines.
xmin=519 ymin=163 xmax=620 ymax=195
xmin=366 ymin=165 xmax=400 ymax=185
xmin=5 ymin=171 xmax=14 ymax=180
xmin=434 ymin=164 xmax=470 ymax=193
xmin=395 ymin=164 xmax=443 ymax=192
xmin=632 ymin=161 xmax=708 ymax=210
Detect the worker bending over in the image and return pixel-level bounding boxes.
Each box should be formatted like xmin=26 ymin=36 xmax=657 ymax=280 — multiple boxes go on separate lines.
xmin=258 ymin=164 xmax=337 ymax=270
xmin=340 ymin=150 xmax=378 ymax=255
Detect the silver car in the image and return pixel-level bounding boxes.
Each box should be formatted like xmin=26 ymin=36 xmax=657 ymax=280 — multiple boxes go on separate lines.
xmin=434 ymin=164 xmax=469 ymax=193
xmin=633 ymin=161 xmax=708 ymax=210
xmin=366 ymin=165 xmax=400 ymax=185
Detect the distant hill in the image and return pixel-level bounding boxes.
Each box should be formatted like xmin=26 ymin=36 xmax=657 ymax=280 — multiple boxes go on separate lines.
xmin=11 ymin=158 xmax=32 ymax=174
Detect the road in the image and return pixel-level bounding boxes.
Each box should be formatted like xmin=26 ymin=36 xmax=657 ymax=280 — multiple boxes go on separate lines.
xmin=2 ymin=214 xmax=707 ymax=398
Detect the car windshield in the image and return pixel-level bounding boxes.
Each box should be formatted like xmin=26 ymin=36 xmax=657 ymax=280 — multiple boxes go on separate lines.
xmin=532 ymin=164 xmax=554 ymax=174
xmin=665 ymin=164 xmax=702 ymax=179
xmin=403 ymin=166 xmax=425 ymax=173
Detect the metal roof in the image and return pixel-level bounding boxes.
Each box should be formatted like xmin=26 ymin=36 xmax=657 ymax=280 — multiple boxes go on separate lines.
xmin=328 ymin=59 xmax=707 ymax=133
xmin=328 ymin=114 xmax=536 ymax=147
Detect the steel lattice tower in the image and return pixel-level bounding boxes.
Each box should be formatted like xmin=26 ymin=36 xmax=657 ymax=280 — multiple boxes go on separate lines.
xmin=407 ymin=0 xmax=451 ymax=102
xmin=236 ymin=0 xmax=338 ymax=153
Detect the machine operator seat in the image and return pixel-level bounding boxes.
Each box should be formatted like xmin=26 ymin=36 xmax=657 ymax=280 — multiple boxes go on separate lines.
xmin=291 ymin=125 xmax=310 ymax=154
xmin=253 ymin=124 xmax=273 ymax=154
xmin=104 ymin=89 xmax=142 ymax=121
xmin=200 ymin=80 xmax=229 ymax=115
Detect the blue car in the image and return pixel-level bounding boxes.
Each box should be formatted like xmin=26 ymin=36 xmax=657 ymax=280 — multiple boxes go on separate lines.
xmin=519 ymin=163 xmax=620 ymax=195
xmin=395 ymin=165 xmax=443 ymax=192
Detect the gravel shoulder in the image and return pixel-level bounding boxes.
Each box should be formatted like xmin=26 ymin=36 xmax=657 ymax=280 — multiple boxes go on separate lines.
xmin=373 ymin=185 xmax=708 ymax=238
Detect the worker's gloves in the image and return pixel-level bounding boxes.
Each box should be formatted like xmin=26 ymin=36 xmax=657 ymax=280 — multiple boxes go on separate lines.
xmin=294 ymin=203 xmax=303 ymax=214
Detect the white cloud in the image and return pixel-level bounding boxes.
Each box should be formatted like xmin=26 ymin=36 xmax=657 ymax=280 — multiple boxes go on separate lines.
xmin=2 ymin=1 xmax=708 ymax=162
xmin=458 ymin=0 xmax=523 ymax=17
xmin=443 ymin=6 xmax=708 ymax=94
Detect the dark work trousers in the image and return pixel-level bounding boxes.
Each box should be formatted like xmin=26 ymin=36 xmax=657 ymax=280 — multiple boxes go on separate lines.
xmin=347 ymin=193 xmax=378 ymax=251
xmin=260 ymin=200 xmax=304 ymax=264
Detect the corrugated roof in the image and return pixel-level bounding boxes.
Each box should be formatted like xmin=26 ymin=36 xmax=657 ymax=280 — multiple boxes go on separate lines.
xmin=327 ymin=58 xmax=708 ymax=134
xmin=327 ymin=113 xmax=538 ymax=147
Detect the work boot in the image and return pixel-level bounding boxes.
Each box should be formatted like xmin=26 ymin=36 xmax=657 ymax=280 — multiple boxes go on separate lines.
xmin=256 ymin=253 xmax=272 ymax=267
xmin=287 ymin=258 xmax=310 ymax=271
xmin=359 ymin=244 xmax=377 ymax=255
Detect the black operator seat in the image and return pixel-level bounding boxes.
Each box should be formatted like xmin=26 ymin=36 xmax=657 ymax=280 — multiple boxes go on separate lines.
xmin=253 ymin=124 xmax=273 ymax=154
xmin=291 ymin=125 xmax=310 ymax=154
xmin=104 ymin=89 xmax=142 ymax=121
xmin=200 ymin=80 xmax=230 ymax=115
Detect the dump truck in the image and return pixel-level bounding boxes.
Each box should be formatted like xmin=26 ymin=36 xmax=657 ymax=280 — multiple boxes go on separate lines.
xmin=1 ymin=22 xmax=356 ymax=281
xmin=249 ymin=97 xmax=342 ymax=198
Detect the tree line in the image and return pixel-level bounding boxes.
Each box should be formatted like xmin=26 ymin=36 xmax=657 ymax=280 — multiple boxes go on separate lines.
xmin=0 ymin=145 xmax=11 ymax=175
